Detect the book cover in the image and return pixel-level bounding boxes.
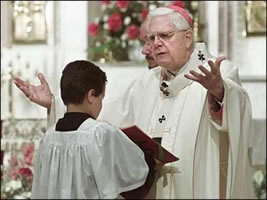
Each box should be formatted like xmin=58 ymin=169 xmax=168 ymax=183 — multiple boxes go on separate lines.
xmin=121 ymin=125 xmax=179 ymax=163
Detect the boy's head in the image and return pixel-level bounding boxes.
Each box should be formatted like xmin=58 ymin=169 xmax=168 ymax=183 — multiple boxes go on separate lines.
xmin=60 ymin=60 xmax=107 ymax=119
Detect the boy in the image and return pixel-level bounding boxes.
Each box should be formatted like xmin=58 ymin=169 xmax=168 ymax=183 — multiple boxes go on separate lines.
xmin=31 ymin=60 xmax=155 ymax=199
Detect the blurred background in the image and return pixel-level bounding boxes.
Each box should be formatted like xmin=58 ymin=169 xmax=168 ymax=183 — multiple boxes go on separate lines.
xmin=1 ymin=1 xmax=266 ymax=199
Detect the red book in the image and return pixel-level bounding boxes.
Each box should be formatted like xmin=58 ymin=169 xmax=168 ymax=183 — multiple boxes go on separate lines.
xmin=121 ymin=125 xmax=179 ymax=163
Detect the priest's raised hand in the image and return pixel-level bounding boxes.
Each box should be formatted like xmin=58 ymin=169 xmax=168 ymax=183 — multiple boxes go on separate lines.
xmin=14 ymin=72 xmax=52 ymax=109
xmin=184 ymin=56 xmax=226 ymax=102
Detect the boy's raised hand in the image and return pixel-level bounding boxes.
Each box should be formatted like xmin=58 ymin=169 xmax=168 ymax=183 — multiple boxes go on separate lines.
xmin=14 ymin=72 xmax=52 ymax=109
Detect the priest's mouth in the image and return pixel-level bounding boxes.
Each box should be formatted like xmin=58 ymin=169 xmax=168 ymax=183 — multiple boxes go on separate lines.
xmin=156 ymin=52 xmax=167 ymax=57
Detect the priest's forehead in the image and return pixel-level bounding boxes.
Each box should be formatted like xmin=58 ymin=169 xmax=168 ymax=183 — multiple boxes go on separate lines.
xmin=150 ymin=15 xmax=176 ymax=32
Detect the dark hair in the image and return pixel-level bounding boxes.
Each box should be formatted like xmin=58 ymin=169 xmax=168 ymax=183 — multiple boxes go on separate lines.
xmin=60 ymin=60 xmax=107 ymax=105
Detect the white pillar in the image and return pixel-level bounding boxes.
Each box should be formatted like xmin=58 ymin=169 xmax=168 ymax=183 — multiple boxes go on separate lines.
xmin=205 ymin=1 xmax=219 ymax=56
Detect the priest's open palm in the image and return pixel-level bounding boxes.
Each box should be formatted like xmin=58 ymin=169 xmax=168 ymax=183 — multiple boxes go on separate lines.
xmin=184 ymin=56 xmax=226 ymax=101
xmin=14 ymin=73 xmax=52 ymax=109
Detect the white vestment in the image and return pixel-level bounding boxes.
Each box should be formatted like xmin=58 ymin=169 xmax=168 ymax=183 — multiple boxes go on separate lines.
xmin=49 ymin=43 xmax=255 ymax=199
xmin=31 ymin=118 xmax=149 ymax=199
xmin=98 ymin=43 xmax=255 ymax=199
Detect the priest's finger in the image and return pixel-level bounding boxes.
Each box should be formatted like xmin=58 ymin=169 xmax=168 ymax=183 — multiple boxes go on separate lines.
xmin=28 ymin=86 xmax=38 ymax=101
xmin=189 ymin=70 xmax=206 ymax=80
xmin=198 ymin=65 xmax=211 ymax=78
xmin=37 ymin=72 xmax=49 ymax=86
xmin=207 ymin=60 xmax=217 ymax=74
xmin=13 ymin=77 xmax=28 ymax=88
xmin=184 ymin=73 xmax=200 ymax=82
xmin=14 ymin=80 xmax=30 ymax=95
xmin=215 ymin=56 xmax=226 ymax=70
xmin=209 ymin=56 xmax=226 ymax=74
xmin=19 ymin=85 xmax=32 ymax=98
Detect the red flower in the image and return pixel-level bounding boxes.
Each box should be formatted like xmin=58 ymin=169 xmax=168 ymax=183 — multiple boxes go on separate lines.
xmin=88 ymin=23 xmax=100 ymax=37
xmin=126 ymin=25 xmax=140 ymax=40
xmin=100 ymin=1 xmax=111 ymax=5
xmin=107 ymin=13 xmax=122 ymax=32
xmin=24 ymin=155 xmax=33 ymax=166
xmin=116 ymin=1 xmax=130 ymax=9
xmin=141 ymin=8 xmax=149 ymax=20
xmin=171 ymin=1 xmax=185 ymax=8
xmin=22 ymin=143 xmax=35 ymax=166
xmin=19 ymin=167 xmax=33 ymax=177
xmin=9 ymin=168 xmax=19 ymax=180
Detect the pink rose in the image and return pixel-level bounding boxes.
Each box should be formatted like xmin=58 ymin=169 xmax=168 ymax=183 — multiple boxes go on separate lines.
xmin=8 ymin=168 xmax=19 ymax=180
xmin=88 ymin=23 xmax=100 ymax=37
xmin=126 ymin=25 xmax=140 ymax=40
xmin=19 ymin=167 xmax=33 ymax=177
xmin=24 ymin=154 xmax=33 ymax=166
xmin=22 ymin=143 xmax=35 ymax=166
xmin=22 ymin=143 xmax=34 ymax=157
xmin=141 ymin=8 xmax=149 ymax=20
xmin=107 ymin=13 xmax=122 ymax=32
xmin=171 ymin=1 xmax=185 ymax=8
xmin=116 ymin=1 xmax=130 ymax=9
xmin=100 ymin=1 xmax=111 ymax=5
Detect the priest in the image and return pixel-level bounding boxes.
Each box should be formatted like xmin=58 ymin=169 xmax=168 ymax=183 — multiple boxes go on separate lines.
xmin=96 ymin=6 xmax=255 ymax=199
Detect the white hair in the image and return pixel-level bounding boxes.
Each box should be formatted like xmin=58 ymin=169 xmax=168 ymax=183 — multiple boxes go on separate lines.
xmin=147 ymin=7 xmax=191 ymax=31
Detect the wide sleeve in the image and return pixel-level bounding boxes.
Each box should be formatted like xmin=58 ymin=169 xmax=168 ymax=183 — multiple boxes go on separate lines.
xmin=47 ymin=94 xmax=65 ymax=129
xmin=224 ymin=80 xmax=255 ymax=198
xmin=98 ymin=80 xmax=137 ymax=128
xmin=214 ymin=62 xmax=254 ymax=198
xmin=88 ymin=123 xmax=149 ymax=199
xmin=47 ymin=94 xmax=56 ymax=128
xmin=208 ymin=61 xmax=241 ymax=132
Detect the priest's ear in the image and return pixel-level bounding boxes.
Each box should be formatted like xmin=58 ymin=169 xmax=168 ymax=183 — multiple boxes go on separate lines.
xmin=86 ymin=89 xmax=96 ymax=104
xmin=185 ymin=29 xmax=193 ymax=49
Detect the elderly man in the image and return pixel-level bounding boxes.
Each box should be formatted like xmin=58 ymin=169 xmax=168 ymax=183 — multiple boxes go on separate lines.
xmin=139 ymin=20 xmax=158 ymax=69
xmin=100 ymin=6 xmax=254 ymax=199
xmin=14 ymin=6 xmax=254 ymax=199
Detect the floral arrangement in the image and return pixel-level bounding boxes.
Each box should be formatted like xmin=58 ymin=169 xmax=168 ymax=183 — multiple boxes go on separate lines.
xmin=87 ymin=1 xmax=199 ymax=62
xmin=253 ymin=169 xmax=266 ymax=199
xmin=1 ymin=143 xmax=35 ymax=199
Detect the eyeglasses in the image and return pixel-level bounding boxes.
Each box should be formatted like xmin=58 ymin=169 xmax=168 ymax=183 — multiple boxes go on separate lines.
xmin=146 ymin=30 xmax=187 ymax=44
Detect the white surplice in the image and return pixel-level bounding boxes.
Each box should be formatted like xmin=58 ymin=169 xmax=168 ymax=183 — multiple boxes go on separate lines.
xmin=49 ymin=43 xmax=255 ymax=199
xmin=31 ymin=118 xmax=149 ymax=199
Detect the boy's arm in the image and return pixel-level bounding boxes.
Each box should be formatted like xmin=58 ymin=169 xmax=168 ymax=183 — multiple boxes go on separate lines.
xmin=89 ymin=124 xmax=150 ymax=199
xmin=120 ymin=151 xmax=156 ymax=199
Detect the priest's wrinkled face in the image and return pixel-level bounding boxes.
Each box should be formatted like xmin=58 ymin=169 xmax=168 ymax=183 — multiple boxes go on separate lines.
xmin=148 ymin=14 xmax=193 ymax=72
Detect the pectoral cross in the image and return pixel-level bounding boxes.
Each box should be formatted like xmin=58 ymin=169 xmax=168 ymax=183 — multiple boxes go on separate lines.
xmin=198 ymin=50 xmax=205 ymax=62
xmin=161 ymin=89 xmax=170 ymax=96
xmin=160 ymin=82 xmax=170 ymax=97
xmin=158 ymin=115 xmax=166 ymax=123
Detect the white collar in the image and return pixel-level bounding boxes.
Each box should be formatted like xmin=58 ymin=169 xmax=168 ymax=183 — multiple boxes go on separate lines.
xmin=156 ymin=43 xmax=213 ymax=98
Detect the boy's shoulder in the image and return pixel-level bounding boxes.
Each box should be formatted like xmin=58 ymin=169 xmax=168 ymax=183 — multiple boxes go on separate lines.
xmin=79 ymin=118 xmax=118 ymax=134
xmin=41 ymin=119 xmax=119 ymax=146
xmin=77 ymin=119 xmax=121 ymax=144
